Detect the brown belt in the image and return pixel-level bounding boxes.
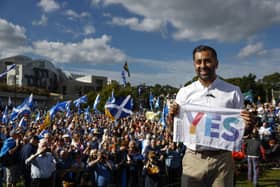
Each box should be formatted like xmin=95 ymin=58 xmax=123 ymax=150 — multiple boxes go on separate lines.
xmin=187 ymin=149 xmax=229 ymax=156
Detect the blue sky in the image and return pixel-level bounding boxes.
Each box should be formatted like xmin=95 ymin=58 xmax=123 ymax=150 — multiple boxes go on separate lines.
xmin=0 ymin=0 xmax=280 ymax=88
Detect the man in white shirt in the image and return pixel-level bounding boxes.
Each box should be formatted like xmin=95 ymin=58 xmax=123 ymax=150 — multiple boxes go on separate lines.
xmin=168 ymin=45 xmax=253 ymax=187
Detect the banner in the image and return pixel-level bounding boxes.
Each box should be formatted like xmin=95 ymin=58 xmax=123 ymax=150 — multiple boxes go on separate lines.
xmin=173 ymin=104 xmax=245 ymax=151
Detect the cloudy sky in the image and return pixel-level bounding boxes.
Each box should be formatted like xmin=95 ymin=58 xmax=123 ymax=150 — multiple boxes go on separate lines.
xmin=0 ymin=0 xmax=280 ymax=87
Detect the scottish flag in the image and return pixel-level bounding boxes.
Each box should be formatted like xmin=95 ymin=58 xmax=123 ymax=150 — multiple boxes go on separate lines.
xmin=159 ymin=103 xmax=169 ymax=128
xmin=104 ymin=95 xmax=133 ymax=120
xmin=49 ymin=100 xmax=71 ymax=119
xmin=10 ymin=102 xmax=31 ymax=121
xmin=149 ymin=92 xmax=154 ymax=110
xmin=73 ymin=95 xmax=87 ymax=107
xmin=2 ymin=106 xmax=8 ymax=125
xmin=34 ymin=111 xmax=40 ymax=122
xmin=93 ymin=94 xmax=100 ymax=111
xmin=154 ymin=97 xmax=160 ymax=110
xmin=84 ymin=106 xmax=91 ymax=122
xmin=121 ymin=70 xmax=127 ymax=85
xmin=18 ymin=116 xmax=27 ymax=128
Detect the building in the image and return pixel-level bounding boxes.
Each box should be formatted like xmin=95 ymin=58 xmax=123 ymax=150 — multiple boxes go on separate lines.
xmin=0 ymin=55 xmax=108 ymax=106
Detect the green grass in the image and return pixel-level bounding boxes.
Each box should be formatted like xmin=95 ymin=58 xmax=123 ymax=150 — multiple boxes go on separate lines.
xmin=236 ymin=167 xmax=280 ymax=187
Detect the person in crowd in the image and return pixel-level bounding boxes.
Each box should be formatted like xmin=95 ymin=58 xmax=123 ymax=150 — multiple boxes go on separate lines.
xmin=87 ymin=149 xmax=114 ymax=187
xmin=0 ymin=128 xmax=22 ymax=187
xmin=168 ymin=45 xmax=254 ymax=187
xmin=243 ymin=130 xmax=266 ymax=187
xmin=142 ymin=150 xmax=161 ymax=187
xmin=25 ymin=138 xmax=57 ymax=187
xmin=165 ymin=141 xmax=182 ymax=186
xmin=20 ymin=135 xmax=39 ymax=187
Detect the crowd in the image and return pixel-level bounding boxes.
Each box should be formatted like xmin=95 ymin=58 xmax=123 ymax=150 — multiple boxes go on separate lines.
xmin=0 ymin=100 xmax=279 ymax=187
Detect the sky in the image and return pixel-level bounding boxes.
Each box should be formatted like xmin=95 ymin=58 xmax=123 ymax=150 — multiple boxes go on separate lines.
xmin=0 ymin=0 xmax=280 ymax=88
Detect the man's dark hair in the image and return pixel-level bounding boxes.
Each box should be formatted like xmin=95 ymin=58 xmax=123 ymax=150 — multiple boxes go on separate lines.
xmin=193 ymin=45 xmax=218 ymax=61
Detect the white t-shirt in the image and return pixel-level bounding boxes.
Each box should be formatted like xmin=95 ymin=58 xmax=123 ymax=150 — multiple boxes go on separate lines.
xmin=175 ymin=77 xmax=244 ymax=150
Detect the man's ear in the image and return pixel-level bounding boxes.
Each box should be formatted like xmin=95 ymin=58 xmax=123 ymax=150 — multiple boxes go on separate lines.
xmin=215 ymin=61 xmax=219 ymax=69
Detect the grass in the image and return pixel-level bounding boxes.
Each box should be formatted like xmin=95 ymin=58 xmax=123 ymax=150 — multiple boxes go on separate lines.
xmin=236 ymin=163 xmax=280 ymax=187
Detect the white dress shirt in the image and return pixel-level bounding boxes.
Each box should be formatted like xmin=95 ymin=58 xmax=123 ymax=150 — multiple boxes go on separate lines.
xmin=175 ymin=77 xmax=244 ymax=150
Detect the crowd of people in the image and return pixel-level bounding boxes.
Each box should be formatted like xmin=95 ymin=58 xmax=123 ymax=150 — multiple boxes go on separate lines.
xmin=0 ymin=100 xmax=278 ymax=187
xmin=0 ymin=108 xmax=187 ymax=187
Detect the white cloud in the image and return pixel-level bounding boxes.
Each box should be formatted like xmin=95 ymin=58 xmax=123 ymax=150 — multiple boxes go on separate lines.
xmin=32 ymin=35 xmax=126 ymax=64
xmin=0 ymin=18 xmax=30 ymax=58
xmin=32 ymin=14 xmax=48 ymax=26
xmin=64 ymin=9 xmax=90 ymax=20
xmin=90 ymin=0 xmax=102 ymax=6
xmin=103 ymin=0 xmax=280 ymax=42
xmin=83 ymin=25 xmax=95 ymax=35
xmin=238 ymin=42 xmax=266 ymax=58
xmin=38 ymin=0 xmax=60 ymax=12
xmin=111 ymin=17 xmax=163 ymax=32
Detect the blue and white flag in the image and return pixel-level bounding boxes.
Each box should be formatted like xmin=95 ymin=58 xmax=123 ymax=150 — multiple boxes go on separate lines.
xmin=10 ymin=101 xmax=32 ymax=121
xmin=93 ymin=94 xmax=100 ymax=111
xmin=173 ymin=103 xmax=245 ymax=151
xmin=49 ymin=100 xmax=71 ymax=119
xmin=159 ymin=103 xmax=169 ymax=128
xmin=38 ymin=129 xmax=49 ymax=139
xmin=154 ymin=97 xmax=160 ymax=110
xmin=0 ymin=64 xmax=16 ymax=78
xmin=121 ymin=70 xmax=127 ymax=85
xmin=84 ymin=106 xmax=91 ymax=122
xmin=73 ymin=95 xmax=87 ymax=107
xmin=2 ymin=106 xmax=8 ymax=125
xmin=104 ymin=95 xmax=133 ymax=120
xmin=8 ymin=97 xmax=12 ymax=107
xmin=149 ymin=92 xmax=154 ymax=110
xmin=35 ymin=111 xmax=40 ymax=122
xmin=18 ymin=116 xmax=27 ymax=128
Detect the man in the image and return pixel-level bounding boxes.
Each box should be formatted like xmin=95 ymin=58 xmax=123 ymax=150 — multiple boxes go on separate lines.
xmin=0 ymin=129 xmax=22 ymax=187
xmin=168 ymin=45 xmax=253 ymax=187
xmin=20 ymin=135 xmax=39 ymax=187
xmin=25 ymin=138 xmax=56 ymax=187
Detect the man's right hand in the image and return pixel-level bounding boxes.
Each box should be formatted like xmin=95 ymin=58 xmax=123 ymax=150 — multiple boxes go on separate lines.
xmin=167 ymin=102 xmax=179 ymax=131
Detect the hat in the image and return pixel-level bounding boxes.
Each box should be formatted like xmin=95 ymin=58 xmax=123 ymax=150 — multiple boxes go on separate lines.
xmin=9 ymin=128 xmax=22 ymax=137
xmin=62 ymin=134 xmax=71 ymax=138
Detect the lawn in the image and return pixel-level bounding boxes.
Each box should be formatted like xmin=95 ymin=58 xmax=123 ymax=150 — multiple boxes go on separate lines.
xmin=236 ymin=165 xmax=280 ymax=187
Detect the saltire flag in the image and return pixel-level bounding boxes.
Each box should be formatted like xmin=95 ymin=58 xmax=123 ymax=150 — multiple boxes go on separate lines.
xmin=154 ymin=97 xmax=160 ymax=110
xmin=1 ymin=105 xmax=8 ymax=125
xmin=10 ymin=100 xmax=32 ymax=121
xmin=73 ymin=95 xmax=87 ymax=107
xmin=77 ymin=106 xmax=82 ymax=115
xmin=93 ymin=94 xmax=100 ymax=111
xmin=38 ymin=129 xmax=49 ymax=139
xmin=84 ymin=106 xmax=91 ymax=122
xmin=123 ymin=61 xmax=130 ymax=77
xmin=243 ymin=90 xmax=253 ymax=103
xmin=104 ymin=95 xmax=133 ymax=121
xmin=0 ymin=64 xmax=16 ymax=78
xmin=35 ymin=111 xmax=40 ymax=122
xmin=65 ymin=107 xmax=72 ymax=118
xmin=0 ymin=137 xmax=16 ymax=157
xmin=18 ymin=116 xmax=27 ymax=129
xmin=49 ymin=100 xmax=71 ymax=119
xmin=121 ymin=70 xmax=127 ymax=85
xmin=149 ymin=91 xmax=154 ymax=110
xmin=109 ymin=90 xmax=116 ymax=103
xmin=130 ymin=98 xmax=134 ymax=109
xmin=8 ymin=97 xmax=12 ymax=107
xmin=159 ymin=103 xmax=169 ymax=128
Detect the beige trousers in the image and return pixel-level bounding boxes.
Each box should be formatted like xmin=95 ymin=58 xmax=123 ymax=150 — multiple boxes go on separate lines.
xmin=181 ymin=149 xmax=234 ymax=187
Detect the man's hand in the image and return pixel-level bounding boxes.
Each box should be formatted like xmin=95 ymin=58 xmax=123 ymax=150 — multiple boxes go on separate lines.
xmin=240 ymin=110 xmax=255 ymax=128
xmin=167 ymin=102 xmax=179 ymax=131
